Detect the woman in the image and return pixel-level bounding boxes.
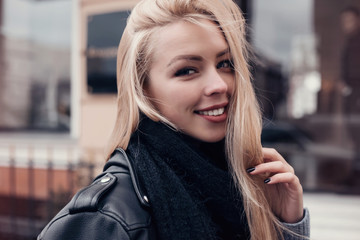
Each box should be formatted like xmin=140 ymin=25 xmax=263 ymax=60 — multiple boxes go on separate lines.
xmin=38 ymin=0 xmax=310 ymax=239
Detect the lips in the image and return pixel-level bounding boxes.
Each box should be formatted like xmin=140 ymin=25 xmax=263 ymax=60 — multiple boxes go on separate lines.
xmin=194 ymin=103 xmax=228 ymax=123
xmin=195 ymin=102 xmax=228 ymax=114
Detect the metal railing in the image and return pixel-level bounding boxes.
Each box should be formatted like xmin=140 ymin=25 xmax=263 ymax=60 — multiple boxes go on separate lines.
xmin=0 ymin=144 xmax=100 ymax=240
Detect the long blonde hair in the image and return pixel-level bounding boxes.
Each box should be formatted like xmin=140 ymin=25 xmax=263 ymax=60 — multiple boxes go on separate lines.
xmin=107 ymin=0 xmax=284 ymax=239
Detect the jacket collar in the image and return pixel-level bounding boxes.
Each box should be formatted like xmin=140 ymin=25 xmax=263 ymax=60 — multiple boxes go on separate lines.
xmin=103 ymin=148 xmax=151 ymax=208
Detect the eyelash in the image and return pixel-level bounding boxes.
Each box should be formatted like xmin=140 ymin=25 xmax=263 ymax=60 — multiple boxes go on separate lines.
xmin=174 ymin=68 xmax=197 ymax=77
xmin=217 ymin=59 xmax=234 ymax=70
xmin=174 ymin=59 xmax=234 ymax=77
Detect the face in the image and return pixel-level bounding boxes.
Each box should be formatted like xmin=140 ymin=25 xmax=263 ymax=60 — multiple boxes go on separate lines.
xmin=146 ymin=20 xmax=235 ymax=142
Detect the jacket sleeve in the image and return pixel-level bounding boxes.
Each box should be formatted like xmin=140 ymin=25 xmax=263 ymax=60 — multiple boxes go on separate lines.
xmin=37 ymin=172 xmax=132 ymax=240
xmin=37 ymin=169 xmax=156 ymax=240
xmin=282 ymin=208 xmax=310 ymax=240
xmin=37 ymin=211 xmax=130 ymax=240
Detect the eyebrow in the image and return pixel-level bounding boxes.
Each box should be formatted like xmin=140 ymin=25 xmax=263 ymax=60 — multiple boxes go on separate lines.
xmin=167 ymin=48 xmax=230 ymax=67
xmin=167 ymin=55 xmax=203 ymax=67
xmin=216 ymin=48 xmax=230 ymax=58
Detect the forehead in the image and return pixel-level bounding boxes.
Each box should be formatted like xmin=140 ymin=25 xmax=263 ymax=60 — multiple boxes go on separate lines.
xmin=151 ymin=19 xmax=229 ymax=62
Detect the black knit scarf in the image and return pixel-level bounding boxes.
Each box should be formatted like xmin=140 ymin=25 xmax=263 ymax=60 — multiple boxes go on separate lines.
xmin=126 ymin=116 xmax=250 ymax=240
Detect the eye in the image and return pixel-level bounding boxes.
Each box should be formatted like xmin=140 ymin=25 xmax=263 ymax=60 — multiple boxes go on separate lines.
xmin=217 ymin=59 xmax=234 ymax=71
xmin=174 ymin=67 xmax=197 ymax=77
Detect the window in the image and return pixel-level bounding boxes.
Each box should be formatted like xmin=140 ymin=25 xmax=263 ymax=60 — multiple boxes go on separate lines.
xmin=0 ymin=0 xmax=71 ymax=132
xmin=86 ymin=11 xmax=129 ymax=94
xmin=252 ymin=0 xmax=360 ymax=193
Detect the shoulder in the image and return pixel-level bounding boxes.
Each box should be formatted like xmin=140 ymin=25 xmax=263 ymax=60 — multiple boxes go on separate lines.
xmin=38 ymin=149 xmax=156 ymax=240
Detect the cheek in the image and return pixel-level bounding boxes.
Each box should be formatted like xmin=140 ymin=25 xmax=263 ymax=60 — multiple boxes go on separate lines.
xmin=223 ymin=74 xmax=235 ymax=95
xmin=148 ymin=82 xmax=188 ymax=113
xmin=160 ymin=88 xmax=196 ymax=113
xmin=151 ymin=87 xmax=202 ymax=128
xmin=228 ymin=78 xmax=235 ymax=92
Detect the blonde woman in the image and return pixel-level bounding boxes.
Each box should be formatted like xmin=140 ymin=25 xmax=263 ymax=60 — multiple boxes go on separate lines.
xmin=38 ymin=0 xmax=309 ymax=239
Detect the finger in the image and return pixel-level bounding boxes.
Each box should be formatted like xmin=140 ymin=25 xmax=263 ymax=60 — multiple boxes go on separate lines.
xmin=248 ymin=161 xmax=293 ymax=175
xmin=262 ymin=148 xmax=287 ymax=164
xmin=264 ymin=172 xmax=301 ymax=188
xmin=261 ymin=148 xmax=294 ymax=173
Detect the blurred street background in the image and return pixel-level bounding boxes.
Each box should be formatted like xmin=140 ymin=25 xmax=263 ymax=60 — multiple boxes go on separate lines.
xmin=0 ymin=0 xmax=360 ymax=239
xmin=304 ymin=193 xmax=360 ymax=240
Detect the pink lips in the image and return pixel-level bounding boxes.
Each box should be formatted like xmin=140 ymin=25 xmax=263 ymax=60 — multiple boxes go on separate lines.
xmin=196 ymin=102 xmax=228 ymax=112
xmin=195 ymin=103 xmax=228 ymax=123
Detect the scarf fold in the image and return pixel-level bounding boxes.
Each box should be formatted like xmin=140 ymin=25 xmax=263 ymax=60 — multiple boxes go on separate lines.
xmin=126 ymin=117 xmax=249 ymax=240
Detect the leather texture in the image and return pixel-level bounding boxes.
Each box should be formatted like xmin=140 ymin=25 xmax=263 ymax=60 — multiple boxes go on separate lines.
xmin=37 ymin=148 xmax=157 ymax=240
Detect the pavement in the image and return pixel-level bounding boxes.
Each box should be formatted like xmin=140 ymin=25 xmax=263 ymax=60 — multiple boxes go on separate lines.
xmin=304 ymin=192 xmax=360 ymax=240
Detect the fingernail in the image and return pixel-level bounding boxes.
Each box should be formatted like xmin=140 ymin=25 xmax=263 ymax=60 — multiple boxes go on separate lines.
xmin=264 ymin=178 xmax=271 ymax=184
xmin=246 ymin=167 xmax=255 ymax=173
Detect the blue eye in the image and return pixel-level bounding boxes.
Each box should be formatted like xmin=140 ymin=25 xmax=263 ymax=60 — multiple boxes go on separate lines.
xmin=174 ymin=68 xmax=197 ymax=77
xmin=217 ymin=60 xmax=234 ymax=70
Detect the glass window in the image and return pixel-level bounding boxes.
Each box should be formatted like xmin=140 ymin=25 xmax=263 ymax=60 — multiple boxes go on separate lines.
xmin=253 ymin=0 xmax=360 ymax=193
xmin=86 ymin=11 xmax=129 ymax=94
xmin=0 ymin=0 xmax=71 ymax=132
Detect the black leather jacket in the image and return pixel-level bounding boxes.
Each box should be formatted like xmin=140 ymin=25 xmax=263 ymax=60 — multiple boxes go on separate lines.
xmin=37 ymin=149 xmax=157 ymax=240
xmin=38 ymin=148 xmax=310 ymax=240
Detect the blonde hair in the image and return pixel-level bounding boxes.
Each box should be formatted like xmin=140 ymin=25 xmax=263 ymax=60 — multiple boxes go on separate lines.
xmin=107 ymin=0 xmax=285 ymax=239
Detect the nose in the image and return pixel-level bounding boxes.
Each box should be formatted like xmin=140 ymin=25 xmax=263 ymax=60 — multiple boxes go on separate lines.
xmin=204 ymin=69 xmax=229 ymax=96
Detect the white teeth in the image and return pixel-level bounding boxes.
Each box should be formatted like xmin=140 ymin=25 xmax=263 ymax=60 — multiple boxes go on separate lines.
xmin=198 ymin=107 xmax=225 ymax=116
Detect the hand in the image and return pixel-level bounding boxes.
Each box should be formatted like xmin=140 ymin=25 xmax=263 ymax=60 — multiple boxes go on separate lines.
xmin=247 ymin=148 xmax=304 ymax=223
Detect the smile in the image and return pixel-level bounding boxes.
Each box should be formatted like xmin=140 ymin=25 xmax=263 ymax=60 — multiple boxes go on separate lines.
xmin=198 ymin=107 xmax=225 ymax=116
